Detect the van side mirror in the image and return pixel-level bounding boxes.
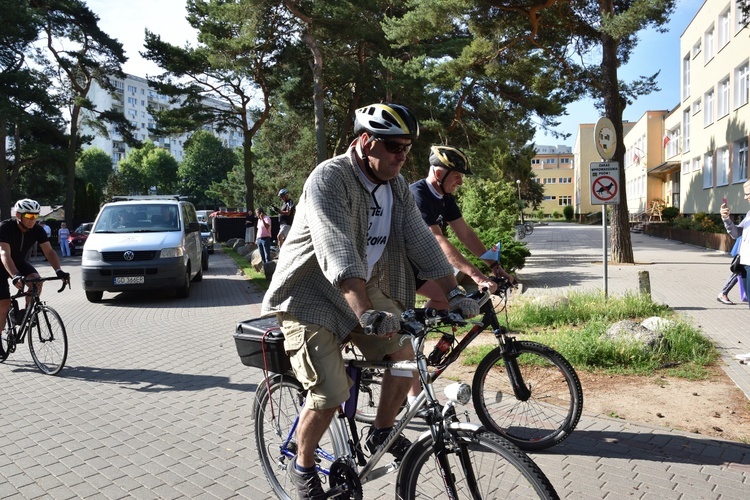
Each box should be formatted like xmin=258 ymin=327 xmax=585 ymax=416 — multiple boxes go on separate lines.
xmin=187 ymin=222 xmax=200 ymax=233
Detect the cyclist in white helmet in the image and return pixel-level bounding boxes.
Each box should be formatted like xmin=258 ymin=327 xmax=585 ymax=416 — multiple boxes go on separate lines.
xmin=0 ymin=199 xmax=70 ymax=332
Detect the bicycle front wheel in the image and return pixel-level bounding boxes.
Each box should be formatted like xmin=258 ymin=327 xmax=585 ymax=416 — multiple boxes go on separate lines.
xmin=524 ymin=222 xmax=534 ymax=235
xmin=397 ymin=428 xmax=558 ymax=499
xmin=0 ymin=313 xmax=12 ymax=362
xmin=515 ymin=226 xmax=526 ymax=240
xmin=473 ymin=341 xmax=583 ymax=451
xmin=28 ymin=305 xmax=68 ymax=375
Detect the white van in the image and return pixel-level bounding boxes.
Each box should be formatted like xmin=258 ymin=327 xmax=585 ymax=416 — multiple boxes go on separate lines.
xmin=81 ymin=198 xmax=204 ymax=302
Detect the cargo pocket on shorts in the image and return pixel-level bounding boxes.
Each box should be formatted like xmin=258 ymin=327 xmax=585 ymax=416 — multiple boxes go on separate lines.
xmin=284 ymin=327 xmax=324 ymax=390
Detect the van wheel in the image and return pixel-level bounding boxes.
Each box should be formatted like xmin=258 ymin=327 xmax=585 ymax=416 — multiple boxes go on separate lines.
xmin=176 ymin=267 xmax=191 ymax=298
xmin=201 ymin=249 xmax=209 ymax=270
xmin=193 ymin=265 xmax=203 ymax=282
xmin=86 ymin=291 xmax=103 ymax=303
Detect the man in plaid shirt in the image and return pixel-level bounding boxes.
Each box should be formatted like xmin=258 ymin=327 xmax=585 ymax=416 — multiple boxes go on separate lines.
xmin=262 ymin=103 xmax=479 ymax=499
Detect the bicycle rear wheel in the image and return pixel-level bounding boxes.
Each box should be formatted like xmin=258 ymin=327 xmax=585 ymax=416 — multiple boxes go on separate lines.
xmin=472 ymin=341 xmax=583 ymax=451
xmin=524 ymin=222 xmax=534 ymax=235
xmin=355 ymin=368 xmax=407 ymax=423
xmin=397 ymin=427 xmax=558 ymax=499
xmin=28 ymin=305 xmax=68 ymax=375
xmin=253 ymin=374 xmax=345 ymax=500
xmin=515 ymin=225 xmax=526 ymax=240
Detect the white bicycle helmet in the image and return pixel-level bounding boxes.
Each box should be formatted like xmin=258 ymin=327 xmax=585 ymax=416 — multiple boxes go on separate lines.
xmin=278 ymin=188 xmax=288 ymax=197
xmin=13 ymin=198 xmax=41 ymax=215
xmin=354 ymin=103 xmax=419 ymax=141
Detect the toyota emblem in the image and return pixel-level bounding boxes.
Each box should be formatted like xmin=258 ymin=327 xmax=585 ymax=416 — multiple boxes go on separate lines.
xmin=123 ymin=250 xmax=135 ymax=261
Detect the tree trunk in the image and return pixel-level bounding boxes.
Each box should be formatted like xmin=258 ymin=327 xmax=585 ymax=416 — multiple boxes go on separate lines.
xmin=65 ymin=106 xmax=81 ymax=227
xmin=304 ymin=31 xmax=327 ymax=165
xmin=0 ymin=116 xmax=9 ymax=219
xmin=244 ymin=137 xmax=254 ymax=212
xmin=600 ymin=0 xmax=634 ymax=264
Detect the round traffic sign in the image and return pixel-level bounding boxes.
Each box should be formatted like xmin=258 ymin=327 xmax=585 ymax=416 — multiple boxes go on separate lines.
xmin=592 ymin=175 xmax=618 ymax=202
xmin=594 ymin=117 xmax=617 ymax=160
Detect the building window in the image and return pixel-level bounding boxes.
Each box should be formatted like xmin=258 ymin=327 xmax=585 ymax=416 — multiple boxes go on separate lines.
xmin=734 ymin=138 xmax=748 ymax=182
xmin=545 ymin=158 xmax=556 ymax=164
xmin=682 ymin=55 xmax=690 ymax=100
xmin=719 ymin=8 xmax=731 ymax=48
xmin=560 ymin=158 xmax=571 ymax=164
xmin=544 ymin=196 xmax=556 ymax=201
xmin=683 ymin=108 xmax=690 ymax=152
xmin=127 ymin=97 xmax=137 ymax=105
xmin=692 ymin=38 xmax=702 ymax=58
xmin=717 ymin=146 xmax=730 ymax=185
xmin=558 ymin=196 xmax=572 ymax=206
xmin=703 ymin=152 xmax=714 ymax=188
xmin=719 ymin=77 xmax=730 ymax=117
xmin=558 ymin=177 xmax=572 ymax=184
xmin=705 ymin=26 xmax=715 ymax=61
xmin=692 ymin=157 xmax=701 ymax=173
xmin=738 ymin=0 xmax=750 ymax=29
xmin=704 ymin=88 xmax=715 ymax=126
xmin=692 ymin=98 xmax=701 ymax=114
xmin=127 ymin=85 xmax=137 ymax=94
xmin=531 ymin=159 xmax=541 ymax=164
xmin=735 ymin=61 xmax=749 ymax=108
xmin=543 ymin=177 xmax=556 ymax=184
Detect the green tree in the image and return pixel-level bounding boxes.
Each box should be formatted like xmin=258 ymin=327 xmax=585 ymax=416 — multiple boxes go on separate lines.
xmin=143 ymin=0 xmax=291 ymax=213
xmin=76 ymin=147 xmax=113 ymax=194
xmin=117 ymin=140 xmax=178 ymax=195
xmin=32 ymin=0 xmax=137 ymax=225
xmin=384 ymin=1 xmax=674 ymax=263
xmin=178 ymin=130 xmax=237 ymax=208
xmin=0 ymin=0 xmax=66 ymax=217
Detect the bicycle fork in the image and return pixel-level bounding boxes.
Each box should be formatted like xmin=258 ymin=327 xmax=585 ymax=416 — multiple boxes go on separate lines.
xmin=495 ymin=328 xmax=532 ymax=401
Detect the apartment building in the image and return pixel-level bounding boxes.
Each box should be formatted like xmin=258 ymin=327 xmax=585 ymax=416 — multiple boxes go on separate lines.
xmin=676 ymin=0 xmax=749 ymax=215
xmin=84 ymin=74 xmax=243 ymax=168
xmin=530 ymin=145 xmax=575 ymax=216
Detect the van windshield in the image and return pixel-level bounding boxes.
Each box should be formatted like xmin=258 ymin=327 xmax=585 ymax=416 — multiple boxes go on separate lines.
xmin=95 ymin=204 xmax=181 ymax=233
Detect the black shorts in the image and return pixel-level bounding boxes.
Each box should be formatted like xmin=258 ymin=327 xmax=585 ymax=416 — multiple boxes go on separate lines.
xmin=0 ymin=261 xmax=38 ymax=300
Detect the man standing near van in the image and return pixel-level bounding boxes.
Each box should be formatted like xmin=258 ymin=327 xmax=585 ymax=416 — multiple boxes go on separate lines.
xmin=277 ymin=189 xmax=295 ymax=248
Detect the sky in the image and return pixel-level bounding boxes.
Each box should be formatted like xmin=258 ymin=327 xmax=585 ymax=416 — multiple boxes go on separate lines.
xmin=87 ymin=0 xmax=704 ymax=147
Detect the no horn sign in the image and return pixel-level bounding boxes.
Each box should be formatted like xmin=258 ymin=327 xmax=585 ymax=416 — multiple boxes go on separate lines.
xmin=590 ymin=162 xmax=620 ymax=205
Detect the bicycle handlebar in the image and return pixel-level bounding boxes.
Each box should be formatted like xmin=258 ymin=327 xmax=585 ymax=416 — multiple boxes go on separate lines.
xmin=18 ymin=275 xmax=71 ymax=294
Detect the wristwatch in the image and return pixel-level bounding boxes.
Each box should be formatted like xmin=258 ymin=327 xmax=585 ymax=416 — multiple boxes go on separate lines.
xmin=446 ymin=286 xmax=467 ymax=301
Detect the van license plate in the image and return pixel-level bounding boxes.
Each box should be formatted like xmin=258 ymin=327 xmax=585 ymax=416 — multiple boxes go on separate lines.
xmin=114 ymin=276 xmax=145 ymax=285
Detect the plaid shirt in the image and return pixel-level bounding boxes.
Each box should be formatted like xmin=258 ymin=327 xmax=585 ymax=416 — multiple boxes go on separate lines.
xmin=261 ymin=146 xmax=453 ymax=342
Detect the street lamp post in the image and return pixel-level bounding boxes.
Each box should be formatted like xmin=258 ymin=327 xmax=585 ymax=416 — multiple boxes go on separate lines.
xmin=516 ymin=179 xmax=524 ymax=224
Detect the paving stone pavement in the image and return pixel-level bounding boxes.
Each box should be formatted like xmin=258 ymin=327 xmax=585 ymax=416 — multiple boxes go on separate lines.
xmin=0 ymin=226 xmax=747 ymax=499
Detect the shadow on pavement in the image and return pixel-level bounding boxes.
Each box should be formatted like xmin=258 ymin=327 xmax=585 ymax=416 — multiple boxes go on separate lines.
xmin=540 ymin=429 xmax=750 ymax=467
xmin=60 ymin=365 xmax=258 ymax=393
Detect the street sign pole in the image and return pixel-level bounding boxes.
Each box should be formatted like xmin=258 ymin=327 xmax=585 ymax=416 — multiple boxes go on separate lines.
xmin=593 ymin=117 xmax=618 ymax=298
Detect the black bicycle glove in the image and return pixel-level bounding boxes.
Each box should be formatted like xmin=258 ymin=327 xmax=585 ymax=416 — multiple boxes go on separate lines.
xmin=56 ymin=269 xmax=70 ymax=281
xmin=11 ymin=275 xmax=23 ymax=287
xmin=358 ymin=309 xmax=400 ymax=336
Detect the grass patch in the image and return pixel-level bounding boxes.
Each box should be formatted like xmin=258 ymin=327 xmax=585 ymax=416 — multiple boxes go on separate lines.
xmin=224 ymin=246 xmax=270 ymax=291
xmin=460 ymin=291 xmax=718 ymax=380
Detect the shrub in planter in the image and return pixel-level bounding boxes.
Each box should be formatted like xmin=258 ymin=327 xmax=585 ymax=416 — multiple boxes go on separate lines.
xmin=662 ymin=206 xmax=679 ymax=221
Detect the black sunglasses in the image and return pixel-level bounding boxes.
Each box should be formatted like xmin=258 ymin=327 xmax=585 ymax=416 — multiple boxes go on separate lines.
xmin=374 ymin=138 xmax=412 ymax=155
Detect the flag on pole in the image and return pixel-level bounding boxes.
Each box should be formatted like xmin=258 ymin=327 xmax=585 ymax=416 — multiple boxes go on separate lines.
xmin=633 ymin=152 xmax=640 ymax=164
xmin=663 ymin=134 xmax=671 ymax=148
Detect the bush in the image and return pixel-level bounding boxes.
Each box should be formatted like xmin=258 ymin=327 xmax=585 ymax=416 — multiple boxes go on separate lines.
xmin=552 ymin=210 xmax=561 ymax=219
xmin=662 ymin=206 xmax=679 ymax=221
xmin=563 ymin=205 xmax=574 ymax=220
xmin=536 ymin=209 xmax=544 ymax=219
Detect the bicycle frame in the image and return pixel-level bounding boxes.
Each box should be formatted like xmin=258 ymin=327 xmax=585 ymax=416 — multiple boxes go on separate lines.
xmin=426 ymin=283 xmax=533 ymax=402
xmin=263 ymin=326 xmax=483 ymax=498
